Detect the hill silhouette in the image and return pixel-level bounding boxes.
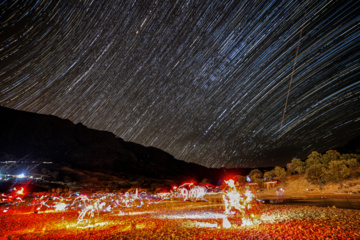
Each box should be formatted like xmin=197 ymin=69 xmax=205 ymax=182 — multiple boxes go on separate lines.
xmin=0 ymin=106 xmax=227 ymax=184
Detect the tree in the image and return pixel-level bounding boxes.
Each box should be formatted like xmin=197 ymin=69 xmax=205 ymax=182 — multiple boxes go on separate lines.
xmin=291 ymin=158 xmax=305 ymax=174
xmin=344 ymin=158 xmax=359 ymax=168
xmin=253 ymin=177 xmax=264 ymax=187
xmin=249 ymin=169 xmax=263 ymax=181
xmin=321 ymin=150 xmax=341 ymax=166
xmin=340 ymin=153 xmax=357 ymax=160
xmin=274 ymin=166 xmax=287 ymax=181
xmin=264 ymin=170 xmax=276 ymax=181
xmin=286 ymin=163 xmax=295 ymax=175
xmin=249 ymin=169 xmax=264 ymax=187
xmin=305 ymin=151 xmax=322 ymax=168
xmin=234 ymin=175 xmax=247 ymax=185
xmin=305 ymin=164 xmax=325 ymax=185
xmin=324 ymin=160 xmax=350 ymax=183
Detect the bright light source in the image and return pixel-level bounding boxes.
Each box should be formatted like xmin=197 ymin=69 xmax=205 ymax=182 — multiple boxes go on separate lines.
xmin=17 ymin=173 xmax=25 ymax=178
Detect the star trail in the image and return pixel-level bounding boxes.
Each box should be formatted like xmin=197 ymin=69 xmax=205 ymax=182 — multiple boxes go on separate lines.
xmin=1 ymin=0 xmax=359 ymax=168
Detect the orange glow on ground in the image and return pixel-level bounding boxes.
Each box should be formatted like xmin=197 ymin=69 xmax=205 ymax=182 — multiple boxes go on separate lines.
xmin=0 ymin=185 xmax=359 ymax=239
xmin=0 ymin=202 xmax=359 ymax=239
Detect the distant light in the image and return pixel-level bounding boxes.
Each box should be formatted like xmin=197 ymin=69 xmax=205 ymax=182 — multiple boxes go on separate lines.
xmin=4 ymin=161 xmax=16 ymax=164
xmin=17 ymin=173 xmax=25 ymax=178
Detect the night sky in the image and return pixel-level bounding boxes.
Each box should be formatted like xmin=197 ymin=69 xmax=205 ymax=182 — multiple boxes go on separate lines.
xmin=1 ymin=0 xmax=359 ymax=168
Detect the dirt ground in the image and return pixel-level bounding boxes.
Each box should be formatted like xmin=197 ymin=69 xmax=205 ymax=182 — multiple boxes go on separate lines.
xmin=258 ymin=173 xmax=360 ymax=200
xmin=1 ymin=200 xmax=359 ymax=239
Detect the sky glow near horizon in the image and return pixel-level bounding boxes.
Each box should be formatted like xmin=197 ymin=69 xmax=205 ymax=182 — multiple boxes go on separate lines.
xmin=1 ymin=0 xmax=359 ymax=168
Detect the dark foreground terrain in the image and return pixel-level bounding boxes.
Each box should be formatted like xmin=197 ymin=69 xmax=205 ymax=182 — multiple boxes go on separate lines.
xmin=1 ymin=199 xmax=359 ymax=239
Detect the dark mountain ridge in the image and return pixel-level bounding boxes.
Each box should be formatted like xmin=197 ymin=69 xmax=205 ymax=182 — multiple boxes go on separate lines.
xmin=2 ymin=106 xmax=358 ymax=189
xmin=0 ymin=106 xmax=227 ymax=185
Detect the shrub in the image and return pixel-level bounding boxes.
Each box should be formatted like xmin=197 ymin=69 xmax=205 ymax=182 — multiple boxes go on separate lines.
xmin=249 ymin=169 xmax=263 ymax=187
xmin=249 ymin=169 xmax=263 ymax=181
xmin=305 ymin=164 xmax=325 ymax=185
xmin=305 ymin=151 xmax=322 ymax=169
xmin=274 ymin=166 xmax=287 ymax=181
xmin=291 ymin=158 xmax=305 ymax=174
xmin=252 ymin=177 xmax=264 ymax=188
xmin=324 ymin=160 xmax=350 ymax=183
xmin=264 ymin=170 xmax=276 ymax=181
xmin=234 ymin=175 xmax=247 ymax=185
xmin=344 ymin=158 xmax=359 ymax=168
xmin=286 ymin=163 xmax=295 ymax=175
xmin=321 ymin=150 xmax=341 ymax=167
xmin=341 ymin=153 xmax=358 ymax=160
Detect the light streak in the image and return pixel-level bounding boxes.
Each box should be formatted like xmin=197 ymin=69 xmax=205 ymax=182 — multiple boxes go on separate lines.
xmin=187 ymin=221 xmax=219 ymax=228
xmin=0 ymin=181 xmax=264 ymax=230
xmin=76 ymin=222 xmax=107 ymax=229
xmin=223 ymin=179 xmax=245 ymax=215
xmin=189 ymin=186 xmax=208 ymax=202
xmin=222 ymin=217 xmax=231 ymax=228
xmin=35 ymin=196 xmax=50 ymax=212
xmin=172 ymin=182 xmax=209 ymax=202
xmin=1 ymin=187 xmax=26 ymax=204
xmin=158 ymin=212 xmax=227 ymax=220
xmin=54 ymin=202 xmax=67 ymax=211
xmin=222 ymin=179 xmax=263 ymax=227
xmin=15 ymin=187 xmax=25 ymax=195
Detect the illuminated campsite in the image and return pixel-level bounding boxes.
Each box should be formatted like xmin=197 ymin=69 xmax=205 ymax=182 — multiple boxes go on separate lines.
xmin=1 ymin=175 xmax=360 ymax=239
xmin=1 ymin=0 xmax=360 ymax=239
